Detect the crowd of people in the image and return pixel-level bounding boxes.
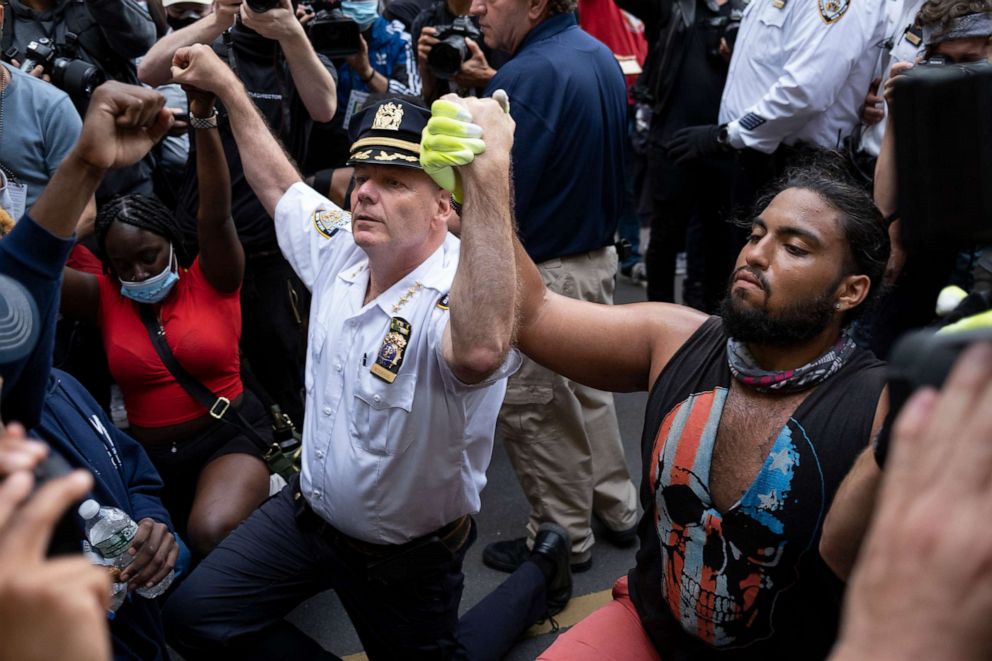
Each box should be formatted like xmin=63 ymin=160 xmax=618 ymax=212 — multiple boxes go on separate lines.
xmin=2 ymin=0 xmax=992 ymax=658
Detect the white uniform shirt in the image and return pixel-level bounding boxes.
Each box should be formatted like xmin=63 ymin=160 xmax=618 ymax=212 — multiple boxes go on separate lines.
xmin=719 ymin=0 xmax=887 ymax=153
xmin=859 ymin=0 xmax=925 ymax=156
xmin=275 ymin=183 xmax=519 ymax=544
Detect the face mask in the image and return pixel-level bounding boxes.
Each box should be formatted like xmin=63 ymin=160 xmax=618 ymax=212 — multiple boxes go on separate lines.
xmin=167 ymin=10 xmax=203 ymax=31
xmin=341 ymin=0 xmax=378 ymax=30
xmin=119 ymin=245 xmax=180 ymax=304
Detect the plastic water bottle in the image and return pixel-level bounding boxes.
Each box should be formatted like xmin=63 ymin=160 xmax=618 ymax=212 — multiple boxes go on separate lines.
xmin=77 ymin=499 xmax=174 ymax=599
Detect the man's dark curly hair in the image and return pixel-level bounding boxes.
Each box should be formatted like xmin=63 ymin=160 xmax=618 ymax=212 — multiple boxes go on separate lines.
xmin=918 ymin=0 xmax=992 ymax=30
xmin=746 ymin=157 xmax=891 ymax=323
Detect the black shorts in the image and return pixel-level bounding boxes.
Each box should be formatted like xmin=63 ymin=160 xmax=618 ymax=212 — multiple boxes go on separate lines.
xmin=143 ymin=389 xmax=270 ymax=539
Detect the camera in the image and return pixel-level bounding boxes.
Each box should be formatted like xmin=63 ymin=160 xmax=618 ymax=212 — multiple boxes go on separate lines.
xmin=427 ymin=16 xmax=482 ymax=79
xmin=304 ymin=0 xmax=362 ymax=58
xmin=19 ymin=38 xmax=105 ymax=103
xmin=876 ymin=327 xmax=992 ymax=467
xmin=245 ymin=0 xmax=281 ymax=12
xmin=892 ymin=60 xmax=992 ymax=254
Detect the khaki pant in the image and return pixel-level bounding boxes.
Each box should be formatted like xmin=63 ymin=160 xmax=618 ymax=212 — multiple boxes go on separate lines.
xmin=498 ymin=247 xmax=638 ymax=563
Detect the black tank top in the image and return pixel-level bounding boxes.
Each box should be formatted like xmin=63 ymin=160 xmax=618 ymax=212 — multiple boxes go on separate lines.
xmin=628 ymin=317 xmax=886 ymax=660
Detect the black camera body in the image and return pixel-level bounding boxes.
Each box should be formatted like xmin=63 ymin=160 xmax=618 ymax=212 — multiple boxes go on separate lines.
xmin=307 ymin=1 xmax=363 ymax=58
xmin=427 ymin=16 xmax=482 ymax=79
xmin=892 ymin=60 xmax=992 ymax=253
xmin=245 ymin=0 xmax=281 ymax=12
xmin=19 ymin=38 xmax=105 ymax=103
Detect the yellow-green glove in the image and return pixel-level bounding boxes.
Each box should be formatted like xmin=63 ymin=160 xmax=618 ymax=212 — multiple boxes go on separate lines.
xmin=420 ymin=91 xmax=510 ymax=204
xmin=421 ymin=100 xmax=485 ymax=204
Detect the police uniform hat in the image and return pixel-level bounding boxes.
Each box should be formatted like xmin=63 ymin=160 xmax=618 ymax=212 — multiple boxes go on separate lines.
xmin=0 ymin=274 xmax=39 ymax=367
xmin=347 ymin=97 xmax=430 ymax=171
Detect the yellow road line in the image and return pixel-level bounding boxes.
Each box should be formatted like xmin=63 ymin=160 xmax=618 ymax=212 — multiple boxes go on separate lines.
xmin=341 ymin=587 xmax=612 ymax=660
xmin=525 ymin=588 xmax=612 ymax=636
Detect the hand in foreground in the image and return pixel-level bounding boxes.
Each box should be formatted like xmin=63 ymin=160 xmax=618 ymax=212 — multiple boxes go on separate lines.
xmin=0 ymin=466 xmax=110 ymax=661
xmin=120 ymin=518 xmax=178 ymax=591
xmin=72 ymin=82 xmax=173 ymax=172
xmin=883 ymin=61 xmax=915 ymax=107
xmin=832 ymin=343 xmax=992 ymax=661
xmin=0 ymin=422 xmax=48 ymax=478
xmin=664 ymin=124 xmax=725 ymax=165
xmin=171 ymin=44 xmax=240 ymax=99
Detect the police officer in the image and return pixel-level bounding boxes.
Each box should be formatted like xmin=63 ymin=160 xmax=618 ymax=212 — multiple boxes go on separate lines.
xmin=858 ymin=0 xmax=926 ymax=159
xmin=162 ymin=44 xmax=572 ymax=659
xmin=664 ymin=0 xmax=886 ymax=298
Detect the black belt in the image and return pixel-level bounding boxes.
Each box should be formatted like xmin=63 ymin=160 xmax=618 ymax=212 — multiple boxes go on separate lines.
xmin=294 ymin=489 xmax=473 ymax=559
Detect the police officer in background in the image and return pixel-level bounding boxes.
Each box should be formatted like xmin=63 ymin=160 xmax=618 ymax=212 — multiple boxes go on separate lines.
xmin=162 ymin=44 xmax=573 ymax=659
xmin=665 ymin=0 xmax=887 ymax=290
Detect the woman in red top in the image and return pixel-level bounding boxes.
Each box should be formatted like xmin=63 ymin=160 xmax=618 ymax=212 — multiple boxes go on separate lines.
xmin=62 ymin=87 xmax=270 ymax=557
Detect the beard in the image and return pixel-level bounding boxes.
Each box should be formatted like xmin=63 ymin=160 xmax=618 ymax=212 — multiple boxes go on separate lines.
xmin=719 ymin=269 xmax=838 ymax=347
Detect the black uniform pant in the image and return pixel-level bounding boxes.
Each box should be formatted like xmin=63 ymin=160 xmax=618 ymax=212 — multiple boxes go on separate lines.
xmin=642 ymin=147 xmax=739 ymax=311
xmin=163 ymin=476 xmax=549 ymax=660
xmin=240 ymin=251 xmax=310 ymax=428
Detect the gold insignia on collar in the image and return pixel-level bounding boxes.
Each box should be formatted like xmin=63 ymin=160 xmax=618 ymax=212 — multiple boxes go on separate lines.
xmin=372 ymin=102 xmax=404 ymax=131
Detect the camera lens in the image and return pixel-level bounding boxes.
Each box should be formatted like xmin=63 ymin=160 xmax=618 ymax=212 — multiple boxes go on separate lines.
xmin=428 ymin=38 xmax=467 ymax=79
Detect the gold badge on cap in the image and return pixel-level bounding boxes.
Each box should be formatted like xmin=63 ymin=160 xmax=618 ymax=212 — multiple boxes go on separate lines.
xmin=372 ymin=102 xmax=404 ymax=131
xmin=371 ymin=317 xmax=412 ymax=383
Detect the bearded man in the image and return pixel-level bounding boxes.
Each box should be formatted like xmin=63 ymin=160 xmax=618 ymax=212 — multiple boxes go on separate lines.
xmin=508 ymin=165 xmax=891 ymax=659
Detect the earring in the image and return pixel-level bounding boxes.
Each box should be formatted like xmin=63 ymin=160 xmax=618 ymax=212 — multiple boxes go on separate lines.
xmin=834 ymin=302 xmax=841 ymax=310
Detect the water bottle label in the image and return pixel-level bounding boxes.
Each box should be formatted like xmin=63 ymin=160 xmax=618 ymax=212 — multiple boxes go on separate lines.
xmin=93 ymin=520 xmax=138 ymax=557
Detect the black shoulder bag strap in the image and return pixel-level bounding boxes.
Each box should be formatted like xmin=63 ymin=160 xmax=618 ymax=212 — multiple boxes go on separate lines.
xmin=137 ymin=303 xmax=298 ymax=479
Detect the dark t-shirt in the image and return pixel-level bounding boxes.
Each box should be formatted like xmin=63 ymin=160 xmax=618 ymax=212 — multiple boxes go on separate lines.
xmin=629 ymin=317 xmax=885 ymax=660
xmin=175 ymin=26 xmax=336 ymax=253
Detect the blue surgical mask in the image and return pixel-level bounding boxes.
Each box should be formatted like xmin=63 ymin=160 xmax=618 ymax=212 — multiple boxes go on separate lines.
xmin=119 ymin=245 xmax=179 ymax=304
xmin=341 ymin=0 xmax=378 ymax=30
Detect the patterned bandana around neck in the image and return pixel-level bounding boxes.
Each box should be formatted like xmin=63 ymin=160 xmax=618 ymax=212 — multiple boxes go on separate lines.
xmin=726 ymin=332 xmax=857 ymax=393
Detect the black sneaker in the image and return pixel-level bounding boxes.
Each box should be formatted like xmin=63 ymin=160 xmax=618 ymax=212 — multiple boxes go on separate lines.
xmin=531 ymin=523 xmax=573 ymax=617
xmin=483 ymin=537 xmax=593 ymax=574
xmin=595 ymin=514 xmax=638 ymax=548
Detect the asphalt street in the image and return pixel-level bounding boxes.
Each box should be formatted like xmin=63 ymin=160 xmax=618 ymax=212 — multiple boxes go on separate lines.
xmin=288 ymin=275 xmax=652 ymax=660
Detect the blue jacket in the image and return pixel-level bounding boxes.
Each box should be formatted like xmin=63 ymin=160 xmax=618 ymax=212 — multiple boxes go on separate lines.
xmin=485 ymin=13 xmax=628 ymax=263
xmin=36 ymin=369 xmax=185 ymax=660
xmin=336 ymin=16 xmax=420 ymax=119
xmin=0 ymin=215 xmax=73 ymax=428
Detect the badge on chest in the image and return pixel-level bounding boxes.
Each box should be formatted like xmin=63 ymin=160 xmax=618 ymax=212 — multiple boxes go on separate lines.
xmin=371 ymin=317 xmax=412 ymax=383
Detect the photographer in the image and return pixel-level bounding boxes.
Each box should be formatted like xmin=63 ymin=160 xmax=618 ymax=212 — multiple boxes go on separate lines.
xmin=306 ymin=0 xmax=420 ymax=169
xmin=412 ymin=0 xmax=506 ymax=104
xmin=863 ymin=0 xmax=992 ymax=358
xmin=139 ymin=0 xmax=336 ymax=429
xmin=0 ymin=15 xmax=86 ymax=222
xmin=1 ymin=0 xmax=155 ymax=86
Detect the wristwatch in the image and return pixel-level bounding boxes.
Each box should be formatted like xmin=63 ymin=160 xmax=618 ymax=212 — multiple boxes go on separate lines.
xmin=190 ymin=109 xmax=219 ymax=130
xmin=716 ymin=124 xmax=731 ymax=149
